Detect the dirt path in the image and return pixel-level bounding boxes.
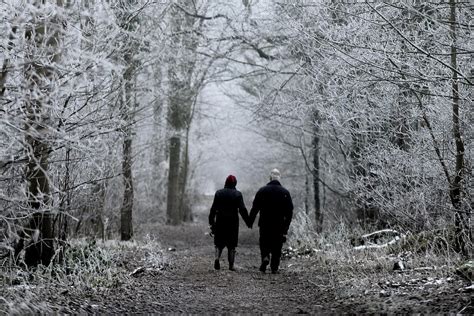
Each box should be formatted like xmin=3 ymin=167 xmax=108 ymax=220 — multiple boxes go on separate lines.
xmin=3 ymin=220 xmax=470 ymax=314
xmin=90 ymin=222 xmax=471 ymax=314
xmin=95 ymin=223 xmax=332 ymax=314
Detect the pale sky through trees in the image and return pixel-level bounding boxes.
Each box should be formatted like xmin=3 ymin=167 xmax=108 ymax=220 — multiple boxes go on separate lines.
xmin=191 ymin=82 xmax=278 ymax=195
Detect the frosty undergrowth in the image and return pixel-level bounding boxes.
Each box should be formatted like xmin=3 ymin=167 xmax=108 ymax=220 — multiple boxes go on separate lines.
xmin=0 ymin=235 xmax=166 ymax=314
xmin=287 ymin=209 xmax=465 ymax=278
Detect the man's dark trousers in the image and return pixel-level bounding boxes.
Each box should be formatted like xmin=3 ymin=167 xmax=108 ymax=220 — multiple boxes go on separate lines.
xmin=259 ymin=227 xmax=283 ymax=271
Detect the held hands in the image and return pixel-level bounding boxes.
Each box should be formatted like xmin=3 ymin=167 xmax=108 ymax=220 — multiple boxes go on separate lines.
xmin=245 ymin=218 xmax=253 ymax=229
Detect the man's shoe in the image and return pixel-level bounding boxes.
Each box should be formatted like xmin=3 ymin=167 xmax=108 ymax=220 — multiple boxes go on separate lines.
xmin=271 ymin=269 xmax=279 ymax=274
xmin=214 ymin=259 xmax=220 ymax=270
xmin=259 ymin=257 xmax=269 ymax=273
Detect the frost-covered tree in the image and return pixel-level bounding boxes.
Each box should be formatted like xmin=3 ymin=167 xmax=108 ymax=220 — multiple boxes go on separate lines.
xmin=223 ymin=0 xmax=472 ymax=249
xmin=164 ymin=1 xmax=218 ymax=225
xmin=19 ymin=0 xmax=65 ymax=266
xmin=114 ymin=0 xmax=141 ymax=241
xmin=0 ymin=0 xmax=172 ymax=264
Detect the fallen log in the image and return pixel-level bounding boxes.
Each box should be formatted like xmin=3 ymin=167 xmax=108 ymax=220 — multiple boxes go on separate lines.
xmin=353 ymin=229 xmax=405 ymax=250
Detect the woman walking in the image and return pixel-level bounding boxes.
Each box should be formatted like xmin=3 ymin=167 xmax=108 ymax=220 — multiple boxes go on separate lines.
xmin=209 ymin=175 xmax=249 ymax=271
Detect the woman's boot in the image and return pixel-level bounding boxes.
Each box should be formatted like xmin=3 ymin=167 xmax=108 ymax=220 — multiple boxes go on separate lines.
xmin=214 ymin=247 xmax=222 ymax=270
xmin=228 ymin=248 xmax=236 ymax=271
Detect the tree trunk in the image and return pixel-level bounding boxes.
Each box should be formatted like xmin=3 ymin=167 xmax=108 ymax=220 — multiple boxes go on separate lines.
xmin=120 ymin=130 xmax=134 ymax=240
xmin=167 ymin=136 xmax=181 ymax=225
xmin=179 ymin=126 xmax=193 ymax=222
xmin=117 ymin=0 xmax=138 ymax=241
xmin=120 ymin=56 xmax=135 ymax=240
xmin=18 ymin=1 xmax=64 ymax=266
xmin=304 ymin=173 xmax=311 ymax=215
xmin=23 ymin=134 xmax=54 ymax=266
xmin=312 ymin=111 xmax=322 ymax=232
xmin=151 ymin=65 xmax=167 ymax=212
xmin=165 ymin=2 xmax=201 ymax=225
xmin=55 ymin=147 xmax=71 ymax=261
xmin=448 ymin=0 xmax=468 ymax=255
xmin=0 ymin=25 xmax=16 ymax=97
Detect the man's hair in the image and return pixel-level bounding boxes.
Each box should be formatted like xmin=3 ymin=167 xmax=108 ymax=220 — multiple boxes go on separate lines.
xmin=270 ymin=168 xmax=281 ymax=181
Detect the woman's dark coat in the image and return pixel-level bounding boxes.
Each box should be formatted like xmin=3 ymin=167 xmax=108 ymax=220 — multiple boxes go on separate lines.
xmin=209 ymin=185 xmax=248 ymax=249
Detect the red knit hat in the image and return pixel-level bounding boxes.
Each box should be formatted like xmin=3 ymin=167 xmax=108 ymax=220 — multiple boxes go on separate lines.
xmin=225 ymin=175 xmax=237 ymax=188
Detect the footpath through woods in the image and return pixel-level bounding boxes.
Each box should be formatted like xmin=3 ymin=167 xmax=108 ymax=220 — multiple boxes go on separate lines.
xmin=94 ymin=223 xmax=333 ymax=314
xmin=93 ymin=221 xmax=470 ymax=314
xmin=2 ymin=214 xmax=471 ymax=313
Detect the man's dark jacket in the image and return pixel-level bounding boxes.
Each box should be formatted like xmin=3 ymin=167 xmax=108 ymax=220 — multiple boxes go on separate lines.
xmin=209 ymin=186 xmax=248 ymax=248
xmin=249 ymin=180 xmax=293 ymax=236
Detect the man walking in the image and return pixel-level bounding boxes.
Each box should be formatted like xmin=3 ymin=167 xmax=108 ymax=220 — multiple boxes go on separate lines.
xmin=209 ymin=175 xmax=249 ymax=271
xmin=248 ymin=169 xmax=293 ymax=274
